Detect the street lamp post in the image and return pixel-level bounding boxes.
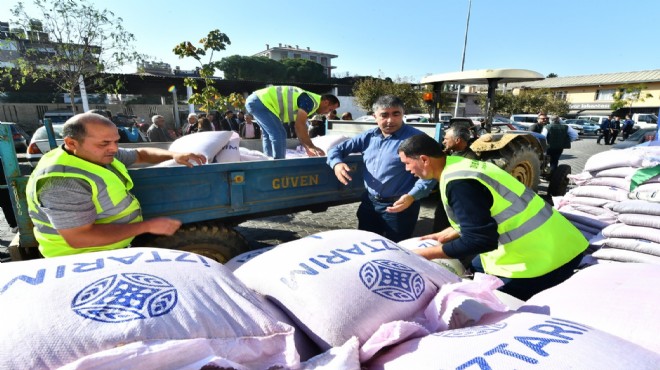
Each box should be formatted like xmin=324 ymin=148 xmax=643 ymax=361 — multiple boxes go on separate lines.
xmin=453 ymin=0 xmax=472 ymax=118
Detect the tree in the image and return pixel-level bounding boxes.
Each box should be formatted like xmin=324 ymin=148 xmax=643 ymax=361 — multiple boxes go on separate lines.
xmin=218 ymin=55 xmax=286 ymax=81
xmin=546 ymin=73 xmax=558 ymax=78
xmin=611 ymin=84 xmax=653 ymax=114
xmin=478 ymin=89 xmax=569 ymax=117
xmin=1 ymin=0 xmax=141 ymax=112
xmin=173 ymin=30 xmax=245 ymax=113
xmin=281 ymin=58 xmax=329 ymax=83
xmin=352 ymin=78 xmax=423 ymax=113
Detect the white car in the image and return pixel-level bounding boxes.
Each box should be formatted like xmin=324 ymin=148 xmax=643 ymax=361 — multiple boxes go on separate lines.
xmin=26 ymin=124 xmax=65 ymax=165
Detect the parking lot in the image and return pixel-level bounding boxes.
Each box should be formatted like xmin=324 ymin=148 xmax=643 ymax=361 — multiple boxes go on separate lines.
xmin=0 ymin=135 xmax=611 ymax=257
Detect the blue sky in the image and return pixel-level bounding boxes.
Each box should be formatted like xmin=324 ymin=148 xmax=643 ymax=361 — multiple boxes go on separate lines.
xmin=2 ymin=0 xmax=658 ymax=81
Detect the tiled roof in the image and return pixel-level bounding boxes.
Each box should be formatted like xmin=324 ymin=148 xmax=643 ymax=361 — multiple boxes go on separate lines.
xmin=509 ymin=69 xmax=660 ymax=88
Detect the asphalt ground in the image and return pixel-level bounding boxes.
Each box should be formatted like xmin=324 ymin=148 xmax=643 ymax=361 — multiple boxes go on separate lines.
xmin=0 ymin=135 xmax=611 ymax=259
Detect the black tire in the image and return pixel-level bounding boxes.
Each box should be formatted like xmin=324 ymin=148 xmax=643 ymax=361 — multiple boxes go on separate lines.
xmin=503 ymin=143 xmax=541 ymax=191
xmin=132 ymin=221 xmax=250 ymax=263
xmin=547 ymin=164 xmax=571 ymax=196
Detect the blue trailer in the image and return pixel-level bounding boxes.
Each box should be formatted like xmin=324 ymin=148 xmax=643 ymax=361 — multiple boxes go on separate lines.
xmin=0 ymin=123 xmax=367 ymax=262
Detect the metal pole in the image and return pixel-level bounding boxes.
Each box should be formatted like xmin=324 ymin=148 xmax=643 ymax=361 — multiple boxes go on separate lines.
xmin=453 ymin=0 xmax=472 ymax=118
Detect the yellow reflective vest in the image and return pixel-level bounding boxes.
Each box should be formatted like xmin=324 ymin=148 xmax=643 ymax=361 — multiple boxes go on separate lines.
xmin=255 ymin=86 xmax=321 ymax=123
xmin=26 ymin=147 xmax=142 ymax=257
xmin=440 ymin=156 xmax=587 ymax=278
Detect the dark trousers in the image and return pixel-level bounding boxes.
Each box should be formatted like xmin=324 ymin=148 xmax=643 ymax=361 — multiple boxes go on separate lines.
xmin=597 ymin=130 xmax=610 ymax=144
xmin=609 ymin=129 xmax=619 ymax=144
xmin=546 ymin=147 xmax=564 ymax=172
xmin=470 ymin=252 xmax=583 ymax=301
xmin=357 ymin=192 xmax=421 ymax=242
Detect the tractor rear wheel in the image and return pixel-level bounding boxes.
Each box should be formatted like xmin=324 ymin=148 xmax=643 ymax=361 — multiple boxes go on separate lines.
xmin=132 ymin=221 xmax=250 ymax=264
xmin=502 ymin=143 xmax=541 ymax=191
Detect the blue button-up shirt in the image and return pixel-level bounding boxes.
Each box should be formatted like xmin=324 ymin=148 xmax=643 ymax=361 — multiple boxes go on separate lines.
xmin=327 ymin=124 xmax=436 ymax=200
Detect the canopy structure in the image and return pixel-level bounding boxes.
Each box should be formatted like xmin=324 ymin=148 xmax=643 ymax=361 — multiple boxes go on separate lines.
xmin=421 ymin=69 xmax=545 ymax=126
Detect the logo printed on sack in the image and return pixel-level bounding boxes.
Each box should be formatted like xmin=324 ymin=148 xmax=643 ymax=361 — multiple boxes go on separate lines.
xmin=436 ymin=323 xmax=507 ymax=337
xmin=71 ymin=273 xmax=177 ymax=323
xmin=359 ymin=259 xmax=424 ymax=302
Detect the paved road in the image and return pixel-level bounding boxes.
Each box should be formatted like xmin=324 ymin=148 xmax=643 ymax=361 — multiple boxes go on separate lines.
xmin=0 ymin=135 xmax=611 ymax=258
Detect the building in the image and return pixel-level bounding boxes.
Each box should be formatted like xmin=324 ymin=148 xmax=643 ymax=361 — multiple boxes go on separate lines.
xmin=253 ymin=43 xmax=337 ymax=77
xmin=509 ymin=69 xmax=660 ymax=117
xmin=136 ymin=61 xmax=174 ymax=75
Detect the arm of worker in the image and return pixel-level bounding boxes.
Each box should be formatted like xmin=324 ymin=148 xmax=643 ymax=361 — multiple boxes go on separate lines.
xmin=386 ymin=178 xmax=437 ymax=213
xmin=414 ymin=179 xmax=499 ymax=260
xmin=293 ymin=110 xmax=324 ymax=157
xmin=37 ymin=177 xmax=183 ymax=249
xmin=134 ymin=147 xmax=206 ymax=167
xmin=327 ymin=133 xmax=370 ymax=185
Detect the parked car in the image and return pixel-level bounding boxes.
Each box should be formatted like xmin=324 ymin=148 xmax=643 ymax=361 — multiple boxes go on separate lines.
xmin=43 ymin=110 xmax=75 ymax=124
xmin=510 ymin=114 xmax=539 ymax=128
xmin=564 ymin=119 xmax=599 ymax=135
xmin=577 ymin=115 xmax=609 ymax=127
xmin=612 ymin=127 xmax=657 ymax=149
xmin=0 ymin=122 xmax=30 ymax=153
xmin=26 ymin=124 xmax=65 ymax=165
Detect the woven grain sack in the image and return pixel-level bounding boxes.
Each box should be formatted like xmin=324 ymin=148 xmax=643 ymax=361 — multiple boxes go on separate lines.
xmin=591 ymin=247 xmax=660 ymax=264
xmin=214 ymin=131 xmax=241 ymax=163
xmin=310 ymin=135 xmax=350 ymax=155
xmin=0 ymin=248 xmax=297 ymax=370
xmin=169 ymin=131 xmax=233 ymax=162
xmin=522 ymin=263 xmax=660 ymax=353
xmin=610 ymin=199 xmax=660 ymax=216
xmin=583 ymin=146 xmax=660 ymax=172
xmin=603 ymin=223 xmax=660 ymax=244
xmin=233 ymin=230 xmax=461 ymax=353
xmin=599 ymin=237 xmax=660 ymax=257
xmin=397 ymin=237 xmax=467 ymax=277
xmin=224 ymin=246 xmax=275 ymax=272
xmin=367 ymin=312 xmax=660 ymax=369
xmin=239 ymin=147 xmax=270 ymax=162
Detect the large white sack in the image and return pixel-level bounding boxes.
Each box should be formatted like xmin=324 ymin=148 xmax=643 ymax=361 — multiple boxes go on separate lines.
xmin=397 ymin=237 xmax=467 ymax=277
xmin=610 ymin=199 xmax=660 ymax=216
xmin=0 ymin=248 xmax=298 ymax=370
xmin=214 ymin=131 xmax=241 ymax=163
xmin=310 ymin=135 xmax=350 ymax=155
xmin=596 ymin=237 xmax=660 ymax=257
xmin=224 ymin=246 xmax=275 ymax=272
xmin=583 ymin=146 xmax=660 ymax=172
xmin=367 ymin=311 xmax=660 ymax=369
xmin=169 ymin=131 xmax=233 ymax=161
xmin=602 ymin=223 xmax=660 ymax=244
xmin=568 ymin=185 xmax=630 ymax=202
xmin=239 ymin=147 xmax=271 ymax=162
xmin=591 ymin=247 xmax=660 ymax=264
xmin=522 ymin=263 xmax=660 ymax=353
xmin=233 ymin=230 xmax=462 ymax=352
xmin=593 ymin=166 xmax=638 ymax=178
xmin=618 ymin=213 xmax=660 ymax=229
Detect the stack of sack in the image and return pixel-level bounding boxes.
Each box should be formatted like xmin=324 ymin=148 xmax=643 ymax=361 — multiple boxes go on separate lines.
xmin=556 ymin=146 xmax=660 ymax=264
xmin=154 ymin=132 xmax=351 ymax=166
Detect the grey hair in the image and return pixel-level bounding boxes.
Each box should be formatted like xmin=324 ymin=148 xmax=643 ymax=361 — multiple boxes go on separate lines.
xmin=447 ymin=125 xmax=471 ymax=143
xmin=62 ymin=113 xmax=115 ymax=141
xmin=372 ymin=95 xmax=405 ymax=113
xmin=151 ymin=115 xmax=164 ymax=124
xmin=187 ymin=113 xmax=198 ymax=119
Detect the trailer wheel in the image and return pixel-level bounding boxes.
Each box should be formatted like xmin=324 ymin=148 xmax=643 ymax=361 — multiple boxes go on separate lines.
xmin=503 ymin=143 xmax=541 ymax=191
xmin=132 ymin=221 xmax=250 ymax=263
xmin=547 ymin=164 xmax=571 ymax=196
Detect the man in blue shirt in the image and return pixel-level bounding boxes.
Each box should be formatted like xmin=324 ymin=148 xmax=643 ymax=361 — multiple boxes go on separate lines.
xmin=327 ymin=95 xmax=436 ymax=242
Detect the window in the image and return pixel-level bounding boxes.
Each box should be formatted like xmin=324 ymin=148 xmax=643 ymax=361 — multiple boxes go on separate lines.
xmin=309 ymin=55 xmax=317 ymax=62
xmin=293 ymin=53 xmax=301 ymax=59
xmin=595 ymin=89 xmax=615 ymax=101
xmin=320 ymin=57 xmax=328 ymax=66
xmin=553 ymin=91 xmax=567 ymax=101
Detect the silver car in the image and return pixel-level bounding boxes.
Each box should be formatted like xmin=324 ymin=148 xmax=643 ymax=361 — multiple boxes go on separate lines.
xmin=26 ymin=124 xmax=65 ymax=165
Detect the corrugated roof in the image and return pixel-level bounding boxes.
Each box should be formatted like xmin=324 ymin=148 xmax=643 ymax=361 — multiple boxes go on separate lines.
xmin=509 ymin=69 xmax=660 ymax=89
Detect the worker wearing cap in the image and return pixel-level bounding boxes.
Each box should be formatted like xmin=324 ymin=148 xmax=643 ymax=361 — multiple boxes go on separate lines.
xmin=397 ymin=133 xmax=587 ymax=300
xmin=245 ymin=86 xmax=340 ymax=159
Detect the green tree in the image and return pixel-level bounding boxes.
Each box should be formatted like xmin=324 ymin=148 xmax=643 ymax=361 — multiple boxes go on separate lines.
xmin=1 ymin=0 xmax=141 ymax=112
xmin=478 ymin=88 xmax=569 ymax=117
xmin=281 ymin=58 xmax=329 ymax=83
xmin=218 ymin=55 xmax=286 ymax=81
xmin=611 ymin=84 xmax=653 ymax=114
xmin=352 ymin=78 xmax=422 ymax=113
xmin=173 ymin=29 xmax=245 ymax=113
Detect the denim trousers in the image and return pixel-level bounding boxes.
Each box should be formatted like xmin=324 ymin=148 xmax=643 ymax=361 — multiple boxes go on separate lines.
xmin=356 ymin=192 xmax=421 ymax=242
xmin=245 ymin=94 xmax=288 ymax=159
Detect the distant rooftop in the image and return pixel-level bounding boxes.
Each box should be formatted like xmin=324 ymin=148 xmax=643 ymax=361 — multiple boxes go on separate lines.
xmin=509 ymin=69 xmax=660 ymax=89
